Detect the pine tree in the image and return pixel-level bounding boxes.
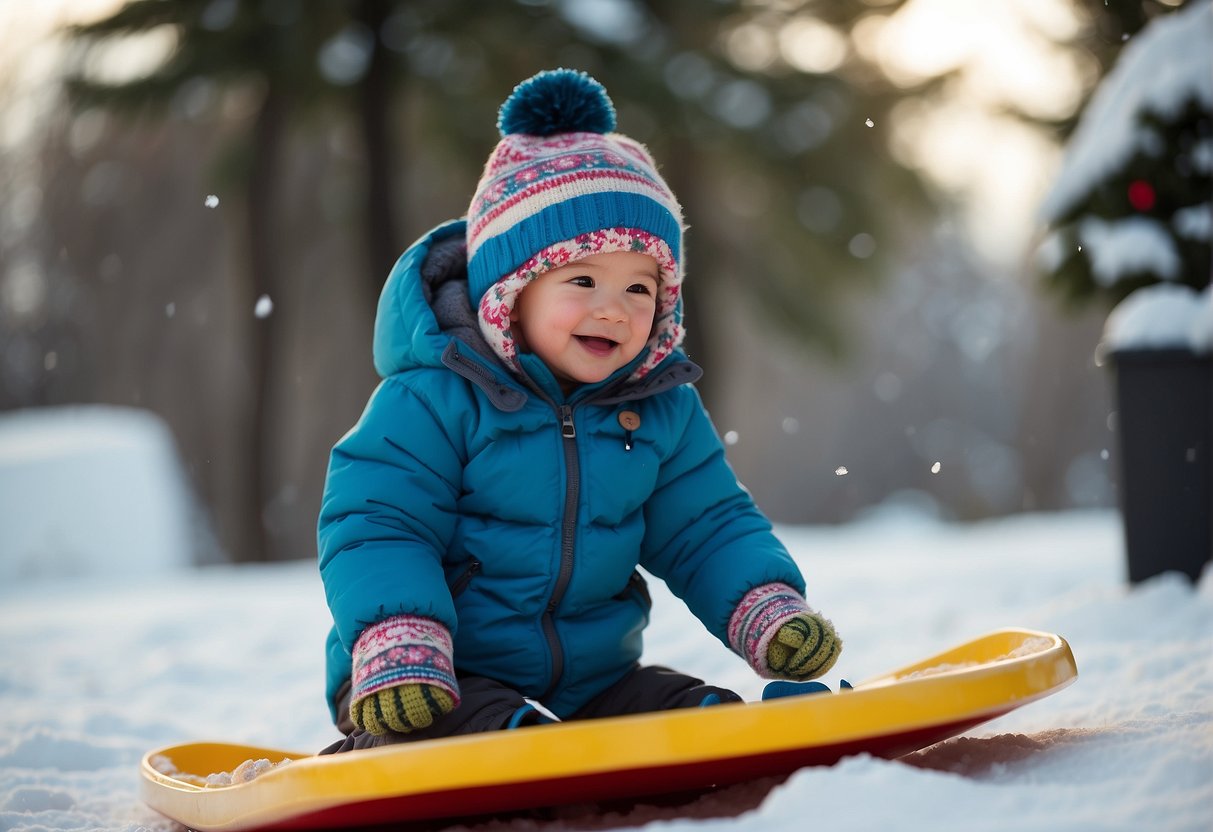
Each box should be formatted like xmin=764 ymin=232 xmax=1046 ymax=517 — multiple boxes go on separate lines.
xmin=1039 ymin=0 xmax=1211 ymax=307
xmin=61 ymin=0 xmax=936 ymax=561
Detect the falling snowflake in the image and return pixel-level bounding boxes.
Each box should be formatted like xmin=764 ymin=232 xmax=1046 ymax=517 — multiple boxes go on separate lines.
xmin=204 ymin=195 xmax=220 ymax=208
xmin=931 ymin=462 xmax=942 ymax=474
xmin=834 ymin=466 xmax=848 ymax=476
xmin=724 ymin=430 xmax=740 ymax=446
xmin=165 ymin=302 xmax=176 ymax=318
xmin=864 ymin=118 xmax=874 ymax=128
xmin=254 ymin=294 xmax=274 ymax=319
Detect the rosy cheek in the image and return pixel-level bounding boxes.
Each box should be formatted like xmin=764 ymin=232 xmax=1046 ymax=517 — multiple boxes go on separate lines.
xmin=562 ymin=298 xmax=591 ymax=320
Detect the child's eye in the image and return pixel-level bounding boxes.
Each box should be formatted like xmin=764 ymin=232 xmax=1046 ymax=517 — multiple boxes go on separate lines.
xmin=627 ymin=283 xmax=653 ymax=295
xmin=570 ymin=276 xmax=594 ymax=288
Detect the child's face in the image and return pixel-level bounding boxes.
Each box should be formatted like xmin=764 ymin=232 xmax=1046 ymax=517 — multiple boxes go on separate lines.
xmin=509 ymin=250 xmax=659 ymax=391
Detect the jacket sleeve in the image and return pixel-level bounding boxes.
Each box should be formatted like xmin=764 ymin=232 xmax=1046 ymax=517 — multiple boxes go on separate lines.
xmin=639 ymin=386 xmax=806 ymax=646
xmin=318 ymin=375 xmax=465 ymax=653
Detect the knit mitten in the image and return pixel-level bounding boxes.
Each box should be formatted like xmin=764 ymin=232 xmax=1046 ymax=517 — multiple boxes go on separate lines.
xmin=349 ymin=615 xmax=460 ymax=735
xmin=767 ymin=612 xmax=841 ymax=679
xmin=728 ymin=583 xmax=842 ymax=681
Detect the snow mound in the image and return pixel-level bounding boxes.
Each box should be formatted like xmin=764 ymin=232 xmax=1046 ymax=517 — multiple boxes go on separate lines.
xmin=149 ymin=754 xmax=291 ymax=788
xmin=0 ymin=406 xmax=197 ymax=582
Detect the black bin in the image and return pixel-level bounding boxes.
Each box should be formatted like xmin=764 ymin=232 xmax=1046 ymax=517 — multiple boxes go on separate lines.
xmin=1111 ymin=348 xmax=1212 ymax=583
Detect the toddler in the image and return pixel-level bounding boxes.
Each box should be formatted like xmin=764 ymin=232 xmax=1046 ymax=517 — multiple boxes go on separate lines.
xmin=318 ymin=69 xmax=841 ymax=752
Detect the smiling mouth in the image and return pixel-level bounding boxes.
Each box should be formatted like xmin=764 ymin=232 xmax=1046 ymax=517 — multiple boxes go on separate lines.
xmin=576 ymin=335 xmax=619 ymax=354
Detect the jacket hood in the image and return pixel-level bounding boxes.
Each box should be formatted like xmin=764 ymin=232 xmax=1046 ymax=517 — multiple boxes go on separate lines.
xmin=373 ymin=220 xmax=501 ymax=379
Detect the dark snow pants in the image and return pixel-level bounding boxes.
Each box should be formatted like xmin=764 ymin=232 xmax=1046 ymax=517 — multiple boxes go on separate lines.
xmin=320 ymin=665 xmax=741 ymax=754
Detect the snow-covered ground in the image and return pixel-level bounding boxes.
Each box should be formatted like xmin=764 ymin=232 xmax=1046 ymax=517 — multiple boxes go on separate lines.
xmin=1 ymin=411 xmax=1211 ymax=831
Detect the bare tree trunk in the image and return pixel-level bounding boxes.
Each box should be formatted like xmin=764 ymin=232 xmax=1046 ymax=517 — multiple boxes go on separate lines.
xmin=233 ymin=84 xmax=285 ymax=562
xmin=357 ymin=0 xmax=399 ymax=301
xmin=663 ymin=135 xmax=724 ymax=410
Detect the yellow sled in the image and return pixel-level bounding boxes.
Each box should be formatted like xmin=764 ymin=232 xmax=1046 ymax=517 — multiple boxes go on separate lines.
xmin=141 ymin=628 xmax=1077 ymax=831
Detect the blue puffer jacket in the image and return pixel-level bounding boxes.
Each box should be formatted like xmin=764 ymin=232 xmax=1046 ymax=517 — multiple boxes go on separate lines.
xmin=318 ymin=220 xmax=805 ymax=721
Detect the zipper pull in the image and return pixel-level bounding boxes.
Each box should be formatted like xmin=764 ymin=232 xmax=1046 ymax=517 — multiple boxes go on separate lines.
xmin=560 ymin=405 xmax=576 ymax=438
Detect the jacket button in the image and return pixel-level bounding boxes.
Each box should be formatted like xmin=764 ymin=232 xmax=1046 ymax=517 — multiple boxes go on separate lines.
xmin=618 ymin=410 xmax=641 ymax=431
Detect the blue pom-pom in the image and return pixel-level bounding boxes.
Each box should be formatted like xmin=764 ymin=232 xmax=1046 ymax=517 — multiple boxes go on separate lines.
xmin=497 ymin=68 xmax=616 ymax=138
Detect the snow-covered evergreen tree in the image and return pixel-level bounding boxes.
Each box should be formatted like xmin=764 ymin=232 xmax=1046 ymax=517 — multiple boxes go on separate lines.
xmin=1039 ymin=0 xmax=1211 ymax=314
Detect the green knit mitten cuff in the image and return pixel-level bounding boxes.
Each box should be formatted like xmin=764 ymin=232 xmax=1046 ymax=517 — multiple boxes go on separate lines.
xmin=352 ymin=683 xmax=456 ymax=735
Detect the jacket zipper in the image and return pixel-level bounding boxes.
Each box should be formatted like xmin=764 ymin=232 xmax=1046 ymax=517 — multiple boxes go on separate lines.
xmin=446 ymin=347 xmax=498 ymax=388
xmin=450 ymin=558 xmax=481 ymax=597
xmin=540 ymin=403 xmax=579 ymax=701
xmin=443 ymin=345 xmax=700 ymax=702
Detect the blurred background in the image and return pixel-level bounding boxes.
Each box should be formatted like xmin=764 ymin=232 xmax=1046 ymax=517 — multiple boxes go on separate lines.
xmin=0 ymin=0 xmax=1199 ymax=565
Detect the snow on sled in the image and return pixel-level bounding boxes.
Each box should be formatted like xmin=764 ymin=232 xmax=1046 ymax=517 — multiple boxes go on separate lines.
xmin=141 ymin=628 xmax=1077 ymax=831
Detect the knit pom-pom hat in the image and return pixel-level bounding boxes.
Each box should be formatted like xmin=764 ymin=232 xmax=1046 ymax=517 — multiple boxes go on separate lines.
xmin=466 ymin=68 xmax=686 ymax=380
